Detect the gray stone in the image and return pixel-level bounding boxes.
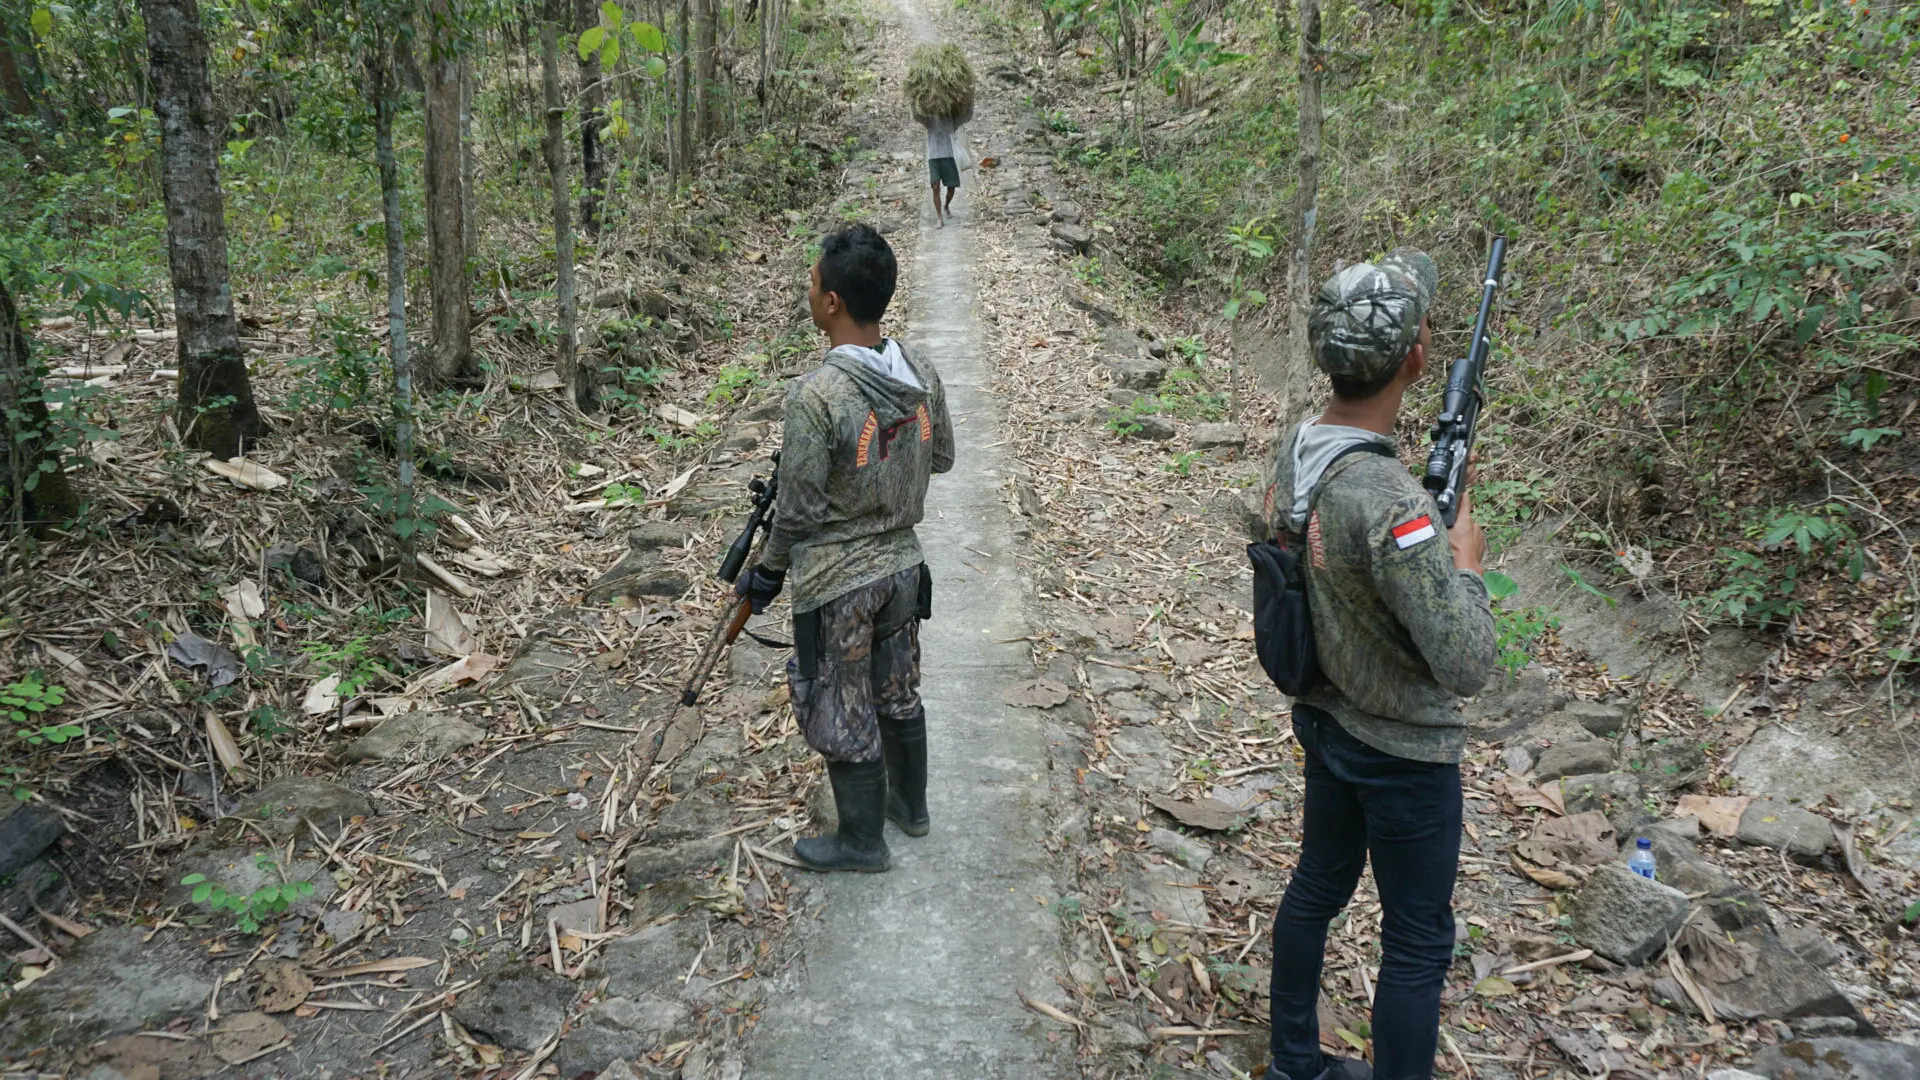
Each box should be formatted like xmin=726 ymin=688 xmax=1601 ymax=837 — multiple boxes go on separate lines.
xmin=1706 ymin=1071 xmax=1767 ymax=1080
xmin=1131 ymin=415 xmax=1177 ymax=441
xmin=1699 ymin=888 xmax=1775 ymax=933
xmin=1189 ymin=422 xmax=1246 ymax=451
xmin=1125 ymin=858 xmax=1210 ymax=928
xmin=498 ymin=647 xmax=578 ymax=688
xmin=736 ymin=397 xmax=784 ymax=422
xmin=1103 ymin=691 xmax=1158 ymax=725
xmin=1534 ymin=738 xmax=1616 ymax=781
xmin=720 ymin=422 xmax=770 ymax=453
xmin=1090 ymin=1019 xmax=1152 ymax=1052
xmin=1104 ymin=355 xmax=1167 ymax=391
xmin=168 ymin=845 xmax=337 ymax=912
xmin=1623 ymin=824 xmax=1732 ymax=896
xmin=1050 ymin=200 xmax=1083 ymax=224
xmin=0 ymin=802 xmax=64 ymax=880
xmin=1147 ymin=827 xmax=1213 ymax=870
xmin=1692 ymin=929 xmax=1867 ymax=1030
xmin=598 ymin=1061 xmax=643 ymax=1080
xmin=1753 ymin=1038 xmax=1920 ymax=1079
xmin=1050 ymin=222 xmax=1093 ymax=254
xmin=265 ymin=543 xmax=327 ymax=587
xmin=1465 ymin=666 xmax=1569 ymax=736
xmin=628 ymin=520 xmax=692 ymax=553
xmin=1779 ymin=922 xmax=1843 ymax=969
xmin=1563 ymin=701 xmax=1631 ymax=737
xmin=1739 ymin=799 xmax=1836 ymax=860
xmin=553 ymin=995 xmax=691 ymax=1077
xmin=1105 ymin=388 xmax=1141 ymax=406
xmin=1560 ymin=772 xmax=1649 ymax=836
xmin=450 ymin=960 xmax=573 ymax=1051
xmin=1631 ymin=739 xmax=1709 ymax=792
xmin=600 ymin=918 xmax=703 ymax=998
xmin=1062 ymin=283 xmax=1119 ymax=326
xmin=1500 ymin=745 xmax=1536 ymax=775
xmin=342 ymin=711 xmax=484 ymax=763
xmin=1790 ymin=1016 xmax=1869 ymax=1037
xmin=1571 ymin=863 xmax=1690 ymax=965
xmin=0 ymin=927 xmax=209 ymax=1052
xmin=232 ymin=776 xmax=371 ymax=840
xmin=1087 ymin=662 xmax=1145 ymax=696
xmin=1110 ymin=725 xmax=1176 ymax=792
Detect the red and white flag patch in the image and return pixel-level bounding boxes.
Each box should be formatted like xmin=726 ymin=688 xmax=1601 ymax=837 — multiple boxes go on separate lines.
xmin=1391 ymin=514 xmax=1437 ymax=549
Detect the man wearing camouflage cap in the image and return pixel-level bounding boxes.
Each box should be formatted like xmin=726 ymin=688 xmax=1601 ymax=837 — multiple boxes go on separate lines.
xmin=1255 ymin=249 xmax=1497 ymax=1080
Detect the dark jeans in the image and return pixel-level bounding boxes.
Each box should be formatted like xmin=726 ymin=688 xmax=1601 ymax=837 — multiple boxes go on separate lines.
xmin=1268 ymin=704 xmax=1462 ymax=1080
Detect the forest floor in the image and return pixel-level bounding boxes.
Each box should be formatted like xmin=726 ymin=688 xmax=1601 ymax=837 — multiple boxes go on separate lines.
xmin=4 ymin=1 xmax=1920 ymax=1079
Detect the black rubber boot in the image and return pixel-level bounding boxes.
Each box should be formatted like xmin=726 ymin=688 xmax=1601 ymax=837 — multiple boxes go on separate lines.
xmin=794 ymin=760 xmax=891 ymax=873
xmin=879 ymin=710 xmax=930 ymax=837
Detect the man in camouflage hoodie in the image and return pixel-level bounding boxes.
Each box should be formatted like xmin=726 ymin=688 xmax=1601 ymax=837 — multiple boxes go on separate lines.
xmin=1254 ymin=250 xmax=1497 ymax=1080
xmin=737 ymin=224 xmax=954 ymax=873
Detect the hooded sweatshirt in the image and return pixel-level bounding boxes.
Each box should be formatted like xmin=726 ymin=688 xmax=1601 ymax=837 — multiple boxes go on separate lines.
xmin=1258 ymin=417 xmax=1497 ymax=764
xmin=763 ymin=339 xmax=955 ymax=613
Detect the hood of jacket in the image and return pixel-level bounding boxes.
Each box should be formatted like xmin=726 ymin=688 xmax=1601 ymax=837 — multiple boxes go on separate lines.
xmin=824 ymin=339 xmax=927 ymax=428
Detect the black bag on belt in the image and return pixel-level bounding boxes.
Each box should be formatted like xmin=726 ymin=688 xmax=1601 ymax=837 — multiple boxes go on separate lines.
xmin=1247 ymin=442 xmax=1396 ymax=697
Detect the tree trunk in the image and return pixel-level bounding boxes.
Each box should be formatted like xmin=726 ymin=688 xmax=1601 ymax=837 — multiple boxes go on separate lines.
xmin=139 ymin=0 xmax=266 ymax=459
xmin=541 ymin=0 xmax=588 ymax=412
xmin=695 ymin=0 xmax=715 ymax=140
xmin=755 ymin=0 xmax=768 ymax=109
xmin=368 ymin=41 xmax=417 ymax=565
xmin=460 ymin=54 xmax=477 ymax=256
xmin=676 ymin=0 xmax=692 ymax=177
xmin=0 ymin=37 xmax=33 ymax=116
xmin=424 ymin=0 xmax=473 ymax=386
xmin=1280 ymin=0 xmax=1321 ymax=433
xmin=0 ymin=279 xmax=79 ymax=533
xmin=574 ymin=0 xmax=606 ymax=236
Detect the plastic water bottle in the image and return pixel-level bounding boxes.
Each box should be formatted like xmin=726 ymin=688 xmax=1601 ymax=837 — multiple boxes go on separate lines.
xmin=1627 ymin=837 xmax=1657 ymax=881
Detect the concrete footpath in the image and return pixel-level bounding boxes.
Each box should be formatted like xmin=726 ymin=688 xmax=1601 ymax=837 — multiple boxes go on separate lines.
xmin=744 ymin=6 xmax=1075 ymax=1076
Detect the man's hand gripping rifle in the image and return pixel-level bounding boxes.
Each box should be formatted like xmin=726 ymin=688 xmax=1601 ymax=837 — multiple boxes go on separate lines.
xmin=1422 ymin=236 xmax=1508 ymax=528
xmin=678 ymin=458 xmax=780 ymax=707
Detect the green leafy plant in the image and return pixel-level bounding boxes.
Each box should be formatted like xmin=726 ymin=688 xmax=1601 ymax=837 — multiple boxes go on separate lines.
xmin=180 ymin=861 xmax=317 ymax=934
xmin=577 ymin=1 xmax=669 ymax=79
xmin=1164 ymin=450 xmax=1203 ymax=476
xmin=1484 ymin=572 xmax=1556 ymax=676
xmin=706 ymin=363 xmax=765 ymax=408
xmin=5 ymin=678 xmax=81 ymax=746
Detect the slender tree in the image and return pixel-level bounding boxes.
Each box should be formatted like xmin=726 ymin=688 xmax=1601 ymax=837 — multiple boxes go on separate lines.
xmin=138 ymin=0 xmax=267 ymax=459
xmin=675 ymin=0 xmax=690 ymax=179
xmin=0 ymin=278 xmax=79 ymax=532
xmin=541 ymin=0 xmax=588 ymax=411
xmin=365 ymin=29 xmax=419 ymax=565
xmin=0 ymin=22 xmax=34 ymax=116
xmin=459 ymin=53 xmax=477 ymax=256
xmin=1281 ymin=0 xmax=1322 ymax=431
xmin=694 ymin=0 xmax=714 ymax=140
xmin=424 ymin=0 xmax=474 ymax=385
xmin=575 ymin=0 xmax=607 ymax=235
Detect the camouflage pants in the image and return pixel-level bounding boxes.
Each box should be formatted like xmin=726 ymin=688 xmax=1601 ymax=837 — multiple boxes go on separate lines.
xmin=788 ymin=565 xmax=924 ymax=763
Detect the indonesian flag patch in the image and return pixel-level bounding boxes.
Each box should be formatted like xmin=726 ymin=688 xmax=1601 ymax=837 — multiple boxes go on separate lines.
xmin=1391 ymin=514 xmax=1437 ymax=549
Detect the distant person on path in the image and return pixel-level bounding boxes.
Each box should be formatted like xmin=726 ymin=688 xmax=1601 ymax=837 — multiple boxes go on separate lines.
xmin=1255 ymin=251 xmax=1497 ymax=1080
xmin=916 ymin=105 xmax=971 ymax=227
xmin=737 ymin=223 xmax=955 ymax=873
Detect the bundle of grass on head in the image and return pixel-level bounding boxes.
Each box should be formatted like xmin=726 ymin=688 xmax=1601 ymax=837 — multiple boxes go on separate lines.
xmin=904 ymin=43 xmax=975 ymax=121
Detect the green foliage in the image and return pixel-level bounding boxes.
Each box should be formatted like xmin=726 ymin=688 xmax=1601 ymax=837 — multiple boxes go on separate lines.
xmin=180 ymin=862 xmax=317 ymax=935
xmin=577 ymin=1 xmax=669 ymax=85
xmin=4 ymin=678 xmax=81 ymax=746
xmin=1163 ymin=450 xmax=1203 ymax=476
xmin=300 ymin=637 xmax=387 ymax=699
xmin=1484 ymin=572 xmax=1556 ymax=676
xmin=706 ymin=363 xmax=766 ymax=407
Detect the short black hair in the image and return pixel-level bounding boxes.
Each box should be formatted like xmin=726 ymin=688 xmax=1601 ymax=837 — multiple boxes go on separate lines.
xmin=818 ymin=224 xmax=896 ymax=325
xmin=1328 ymin=365 xmax=1401 ymax=401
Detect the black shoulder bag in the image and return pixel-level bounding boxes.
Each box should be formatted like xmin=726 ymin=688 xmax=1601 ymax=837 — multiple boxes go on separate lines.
xmin=1247 ymin=442 xmax=1395 ymax=697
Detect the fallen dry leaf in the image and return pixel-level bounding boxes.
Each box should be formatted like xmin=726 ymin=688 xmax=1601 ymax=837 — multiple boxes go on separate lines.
xmin=1677 ymin=794 xmax=1751 ymax=838
xmin=1003 ymin=678 xmax=1072 ymax=709
xmin=255 ymin=960 xmax=312 ymax=1014
xmin=1147 ymin=794 xmax=1240 ymax=832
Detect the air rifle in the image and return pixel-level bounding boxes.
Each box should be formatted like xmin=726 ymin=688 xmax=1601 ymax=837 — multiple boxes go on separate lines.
xmin=1422 ymin=236 xmax=1508 ymax=528
xmin=677 ymin=459 xmax=779 ymax=707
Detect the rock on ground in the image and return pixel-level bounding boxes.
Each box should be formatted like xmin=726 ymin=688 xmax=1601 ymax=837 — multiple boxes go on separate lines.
xmin=1571 ymin=864 xmax=1689 ymax=965
xmin=1465 ymin=667 xmax=1568 ymax=736
xmin=230 ymin=776 xmax=372 ymax=840
xmin=341 ymin=711 xmax=484 ymax=763
xmin=0 ymin=927 xmax=208 ymax=1052
xmin=1190 ymin=422 xmax=1246 ymax=451
xmin=1738 ymin=799 xmax=1836 ymax=860
xmin=1561 ymin=772 xmax=1650 ymax=835
xmin=598 ymin=918 xmax=704 ymax=998
xmin=1693 ymin=929 xmax=1867 ymax=1031
xmin=1533 ymin=738 xmax=1615 ymax=781
xmin=0 ymin=802 xmax=64 ymax=879
xmin=1751 ymin=1038 xmax=1920 ymax=1080
xmin=554 ymin=995 xmax=692 ymax=1077
xmin=449 ymin=959 xmax=574 ymax=1051
xmin=1622 ymin=824 xmax=1733 ymax=897
xmin=1562 ymin=700 xmax=1630 ymax=737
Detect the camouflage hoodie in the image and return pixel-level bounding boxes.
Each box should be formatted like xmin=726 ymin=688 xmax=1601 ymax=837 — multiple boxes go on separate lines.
xmin=1259 ymin=418 xmax=1497 ymax=764
xmin=765 ymin=340 xmax=955 ymax=613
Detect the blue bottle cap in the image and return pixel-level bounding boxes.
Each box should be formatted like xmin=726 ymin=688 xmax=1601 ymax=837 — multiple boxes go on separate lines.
xmin=1636 ymin=837 xmax=1652 ymax=849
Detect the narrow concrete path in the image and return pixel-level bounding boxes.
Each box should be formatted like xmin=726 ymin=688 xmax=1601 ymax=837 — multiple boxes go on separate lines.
xmin=745 ymin=6 xmax=1074 ymax=1078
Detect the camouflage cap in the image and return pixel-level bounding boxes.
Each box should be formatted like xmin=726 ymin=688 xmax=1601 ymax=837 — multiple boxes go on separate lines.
xmin=1307 ymin=248 xmax=1438 ymax=385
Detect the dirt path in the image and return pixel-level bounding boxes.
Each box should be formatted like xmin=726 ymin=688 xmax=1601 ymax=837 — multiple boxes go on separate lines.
xmin=745 ymin=5 xmax=1079 ymax=1078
